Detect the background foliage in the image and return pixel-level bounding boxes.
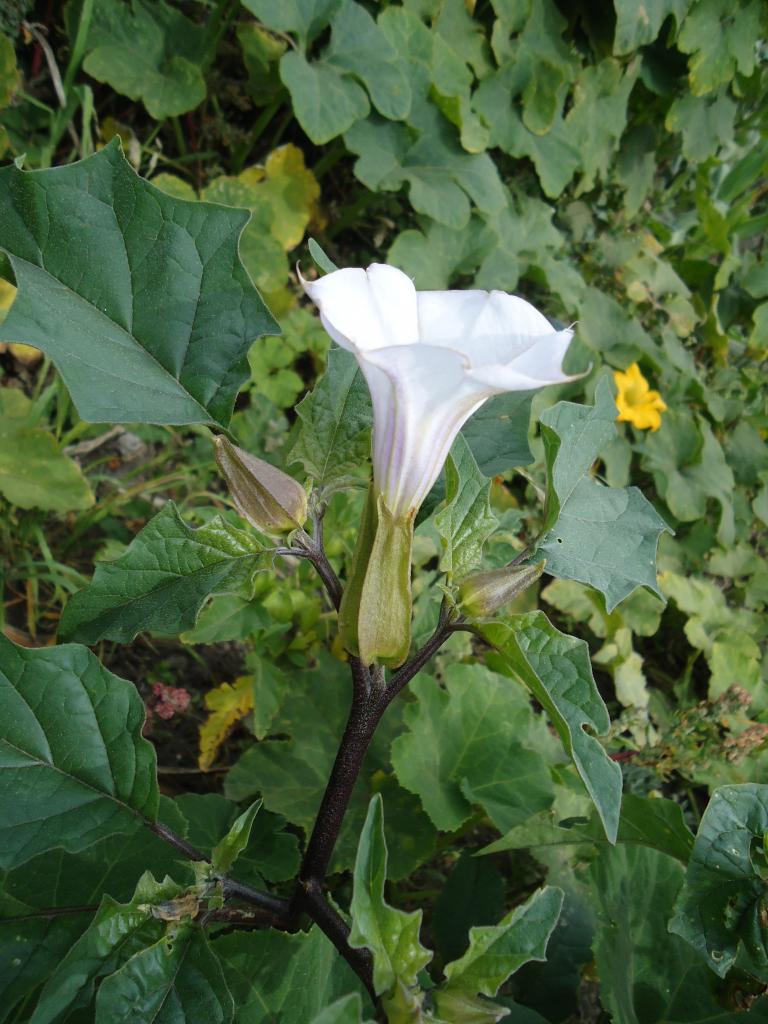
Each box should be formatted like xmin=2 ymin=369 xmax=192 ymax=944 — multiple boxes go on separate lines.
xmin=0 ymin=0 xmax=766 ymax=1021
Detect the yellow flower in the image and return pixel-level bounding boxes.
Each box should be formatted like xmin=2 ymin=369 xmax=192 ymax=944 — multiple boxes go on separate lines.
xmin=613 ymin=363 xmax=667 ymax=431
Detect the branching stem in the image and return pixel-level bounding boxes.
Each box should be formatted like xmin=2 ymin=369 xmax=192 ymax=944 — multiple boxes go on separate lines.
xmin=143 ymin=524 xmax=459 ymax=1002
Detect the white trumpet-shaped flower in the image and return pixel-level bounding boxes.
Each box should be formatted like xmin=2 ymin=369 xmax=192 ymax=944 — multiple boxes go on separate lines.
xmin=301 ymin=263 xmax=575 ymax=519
xmin=301 ymin=262 xmax=576 ymax=667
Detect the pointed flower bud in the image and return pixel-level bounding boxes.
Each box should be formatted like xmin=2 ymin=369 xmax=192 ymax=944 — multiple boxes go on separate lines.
xmin=215 ymin=436 xmax=307 ymax=535
xmin=459 ymin=560 xmax=545 ymax=620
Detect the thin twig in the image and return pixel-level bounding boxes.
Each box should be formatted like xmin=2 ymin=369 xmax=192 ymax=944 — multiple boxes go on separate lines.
xmin=386 ymin=608 xmax=461 ymax=702
xmin=145 ymin=821 xmax=291 ymax=927
xmin=3 ymin=904 xmax=98 ymax=922
xmin=146 ymin=821 xmax=208 ymax=862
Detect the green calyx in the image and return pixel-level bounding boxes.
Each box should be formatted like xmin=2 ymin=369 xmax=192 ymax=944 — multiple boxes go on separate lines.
xmin=339 ymin=486 xmax=414 ymax=668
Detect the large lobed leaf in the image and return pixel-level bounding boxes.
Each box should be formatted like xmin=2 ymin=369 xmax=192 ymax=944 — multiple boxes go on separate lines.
xmin=481 ymin=613 xmax=622 ymax=843
xmin=536 ymin=377 xmax=670 ymax=611
xmin=73 ymin=0 xmax=212 ymax=119
xmin=29 ymin=870 xmax=233 ymax=1024
xmin=390 ymin=663 xmax=554 ymax=835
xmin=0 ymin=636 xmax=158 ymax=870
xmin=670 ymin=783 xmax=768 ymax=978
xmin=0 ymin=141 xmax=278 ymax=428
xmin=213 ymin=924 xmax=372 ymax=1022
xmin=591 ymin=843 xmax=768 ymax=1024
xmin=59 ymin=502 xmax=267 ymax=644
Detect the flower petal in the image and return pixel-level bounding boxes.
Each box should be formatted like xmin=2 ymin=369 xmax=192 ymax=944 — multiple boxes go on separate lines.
xmin=300 ymin=264 xmax=418 ymax=352
xmin=360 ymin=344 xmax=491 ymax=517
xmin=468 ymin=329 xmax=575 ymax=391
xmin=416 ymin=289 xmax=554 ymax=363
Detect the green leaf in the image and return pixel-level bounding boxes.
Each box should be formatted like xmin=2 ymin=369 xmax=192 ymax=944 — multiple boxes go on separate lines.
xmin=241 ymin=0 xmax=342 ymax=47
xmin=390 ymin=664 xmax=554 ymax=834
xmin=289 ymin=345 xmax=372 ymax=489
xmin=349 ymin=794 xmax=432 ymax=995
xmin=211 ymin=799 xmax=262 ymax=875
xmin=0 ymin=141 xmax=278 ymax=427
xmin=642 ymin=411 xmax=734 ymax=546
xmin=280 ymin=50 xmax=369 ymax=145
xmin=0 ymin=388 xmax=93 ymax=512
xmin=309 ymin=993 xmax=372 ymax=1024
xmin=251 ymin=658 xmax=289 ymax=740
xmin=432 ymin=852 xmax=505 ymax=965
xmin=670 ymin=784 xmax=768 ymax=978
xmin=29 ymin=872 xmax=180 ymax=1024
xmin=224 ymin=656 xmax=433 ymax=878
xmin=612 ymin=0 xmax=690 ymax=55
xmin=462 ymin=391 xmax=536 ymax=475
xmin=540 ymin=378 xmax=617 ymax=529
xmin=561 ymin=59 xmax=639 ymax=194
xmin=590 ymin=843 xmax=768 ymax=1024
xmin=59 ymin=503 xmax=266 ymax=644
xmin=0 ymin=636 xmax=158 ymax=871
xmin=677 ymin=0 xmax=765 ymax=96
xmin=481 ymin=612 xmax=622 ymax=843
xmin=326 ymin=1 xmax=411 ymax=121
xmin=174 ymin=793 xmax=300 ymax=884
xmin=387 ymin=215 xmax=492 ymax=290
xmin=345 ymin=108 xmax=506 ymax=230
xmin=536 ymin=378 xmax=670 ymax=611
xmin=474 ymin=73 xmax=580 ymax=200
xmin=577 ymin=287 xmax=659 ymax=364
xmin=439 ymin=886 xmax=564 ymax=999
xmin=0 ymin=917 xmax=86 ymax=1023
xmin=76 ymin=0 xmax=211 ymax=118
xmin=1 ymin=797 xmax=185 ymax=913
xmin=213 ymin=926 xmax=372 ymax=1022
xmin=476 ymin=195 xmax=584 ymax=313
xmin=95 ymin=924 xmax=234 ymax=1024
xmin=481 ymin=794 xmax=694 ymax=863
xmin=665 ymin=90 xmax=736 ymax=163
xmin=309 ymin=236 xmax=339 ymax=274
xmin=435 ymin=435 xmax=498 ymax=581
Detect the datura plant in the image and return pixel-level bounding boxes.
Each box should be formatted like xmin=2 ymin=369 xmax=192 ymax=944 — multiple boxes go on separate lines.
xmin=300 ymin=264 xmax=576 ymax=667
xmin=0 ymin=145 xmax=759 ymax=1024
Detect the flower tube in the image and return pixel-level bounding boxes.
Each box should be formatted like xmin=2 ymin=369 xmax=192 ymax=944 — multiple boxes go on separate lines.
xmin=302 ymin=263 xmax=576 ymax=665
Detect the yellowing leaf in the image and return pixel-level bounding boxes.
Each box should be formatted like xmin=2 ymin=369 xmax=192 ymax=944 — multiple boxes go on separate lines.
xmin=202 ymin=173 xmax=290 ymax=298
xmin=149 ymin=172 xmax=197 ymax=201
xmin=198 ymin=676 xmax=254 ymax=771
xmin=257 ymin=144 xmax=321 ymax=249
xmin=0 ymin=278 xmax=15 ymax=314
xmin=0 ymin=281 xmax=40 ymax=362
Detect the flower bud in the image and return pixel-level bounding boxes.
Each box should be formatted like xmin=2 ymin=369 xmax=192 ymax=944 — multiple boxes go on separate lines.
xmin=459 ymin=560 xmax=545 ymax=620
xmin=214 ymin=436 xmax=307 ymax=535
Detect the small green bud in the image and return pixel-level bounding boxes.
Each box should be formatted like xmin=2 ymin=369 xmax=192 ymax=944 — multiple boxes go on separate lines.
xmin=214 ymin=436 xmax=307 ymax=535
xmin=459 ymin=560 xmax=545 ymax=620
